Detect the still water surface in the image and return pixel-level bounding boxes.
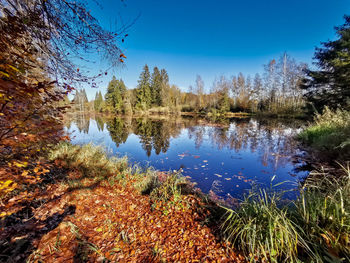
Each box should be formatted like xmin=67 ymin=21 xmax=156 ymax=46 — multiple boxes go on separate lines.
xmin=65 ymin=115 xmax=308 ymax=200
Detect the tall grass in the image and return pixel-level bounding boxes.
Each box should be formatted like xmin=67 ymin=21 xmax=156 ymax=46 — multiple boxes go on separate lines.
xmin=298 ymin=107 xmax=350 ymax=158
xmin=49 ymin=142 xmax=128 ymax=178
xmin=294 ymin=163 xmax=350 ymax=262
xmin=221 ymin=163 xmax=350 ymax=262
xmin=221 ymin=188 xmax=309 ymax=263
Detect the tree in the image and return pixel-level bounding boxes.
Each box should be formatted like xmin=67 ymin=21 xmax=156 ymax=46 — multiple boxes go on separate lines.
xmin=212 ymin=76 xmax=231 ymax=114
xmin=0 ymin=0 xmax=128 ymax=86
xmin=94 ymin=91 xmax=103 ymax=112
xmin=195 ymin=75 xmax=204 ymax=111
xmin=150 ymin=66 xmax=162 ymax=106
xmin=0 ymin=0 xmax=127 ymax=168
xmin=136 ymin=64 xmax=151 ymax=109
xmin=105 ymin=76 xmax=127 ymax=113
xmin=301 ymin=15 xmax=350 ymax=111
xmin=160 ymin=69 xmax=170 ymax=106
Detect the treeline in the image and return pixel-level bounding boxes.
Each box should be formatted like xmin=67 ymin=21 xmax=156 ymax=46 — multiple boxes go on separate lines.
xmin=70 ymin=53 xmax=307 ymax=117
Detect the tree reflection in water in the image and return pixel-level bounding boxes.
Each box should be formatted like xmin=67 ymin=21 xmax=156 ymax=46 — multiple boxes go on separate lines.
xmin=65 ymin=114 xmax=304 ymax=177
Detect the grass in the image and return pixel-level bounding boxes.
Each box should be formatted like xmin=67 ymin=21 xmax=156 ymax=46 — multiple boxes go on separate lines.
xmin=49 ymin=142 xmax=189 ymax=209
xmin=293 ymin=163 xmax=350 ymax=262
xmin=221 ymin=188 xmax=309 ymax=263
xmin=220 ymin=163 xmax=350 ymax=262
xmin=49 ymin=142 xmax=129 ymax=180
xmin=298 ymin=107 xmax=350 ymax=158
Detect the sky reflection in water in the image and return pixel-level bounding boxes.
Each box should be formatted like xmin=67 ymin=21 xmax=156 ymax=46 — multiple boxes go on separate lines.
xmin=65 ymin=115 xmax=308 ymax=200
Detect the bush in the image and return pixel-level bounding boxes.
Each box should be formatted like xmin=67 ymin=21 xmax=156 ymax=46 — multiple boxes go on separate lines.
xmin=299 ymin=107 xmax=350 ymax=158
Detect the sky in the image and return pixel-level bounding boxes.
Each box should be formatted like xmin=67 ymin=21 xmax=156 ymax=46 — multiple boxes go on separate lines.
xmin=81 ymin=0 xmax=350 ymax=100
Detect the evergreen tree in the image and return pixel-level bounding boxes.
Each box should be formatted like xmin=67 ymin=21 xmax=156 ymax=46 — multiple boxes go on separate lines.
xmin=151 ymin=67 xmax=162 ymax=106
xmin=301 ymin=15 xmax=350 ymax=110
xmin=105 ymin=76 xmax=127 ymax=113
xmin=94 ymin=91 xmax=103 ymax=112
xmin=136 ymin=65 xmax=152 ymax=109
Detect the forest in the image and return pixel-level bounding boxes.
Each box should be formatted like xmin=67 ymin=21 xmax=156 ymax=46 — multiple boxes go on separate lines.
xmin=0 ymin=0 xmax=349 ymax=262
xmin=73 ymin=53 xmax=307 ymax=117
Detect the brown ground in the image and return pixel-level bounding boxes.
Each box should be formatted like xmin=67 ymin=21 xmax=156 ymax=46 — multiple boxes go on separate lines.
xmin=0 ymin=164 xmax=244 ymax=262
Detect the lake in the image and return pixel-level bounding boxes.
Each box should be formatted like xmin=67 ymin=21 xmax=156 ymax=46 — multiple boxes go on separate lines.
xmin=65 ymin=114 xmax=308 ymax=201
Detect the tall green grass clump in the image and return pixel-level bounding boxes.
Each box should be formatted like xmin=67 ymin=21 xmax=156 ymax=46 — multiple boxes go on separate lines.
xmin=294 ymin=163 xmax=350 ymax=262
xmin=299 ymin=107 xmax=350 ymax=158
xmin=221 ymin=188 xmax=309 ymax=263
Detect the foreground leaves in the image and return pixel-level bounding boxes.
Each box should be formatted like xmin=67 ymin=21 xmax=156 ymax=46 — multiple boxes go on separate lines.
xmin=0 ymin=162 xmax=244 ymax=262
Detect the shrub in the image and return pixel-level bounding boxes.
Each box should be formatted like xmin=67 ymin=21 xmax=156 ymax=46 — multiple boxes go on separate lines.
xmin=299 ymin=107 xmax=350 ymax=158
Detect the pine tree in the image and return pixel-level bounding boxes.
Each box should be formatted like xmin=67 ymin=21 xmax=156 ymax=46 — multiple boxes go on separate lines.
xmin=105 ymin=76 xmax=127 ymax=113
xmin=301 ymin=15 xmax=350 ymax=110
xmin=94 ymin=91 xmax=103 ymax=112
xmin=151 ymin=67 xmax=162 ymax=106
xmin=136 ymin=65 xmax=151 ymax=109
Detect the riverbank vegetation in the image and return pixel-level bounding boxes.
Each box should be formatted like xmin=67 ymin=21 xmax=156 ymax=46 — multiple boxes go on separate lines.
xmin=71 ymin=53 xmax=307 ymax=118
xmin=1 ymin=0 xmax=350 ymax=261
xmin=299 ymin=108 xmax=350 ymax=160
xmin=218 ymin=15 xmax=350 ymax=262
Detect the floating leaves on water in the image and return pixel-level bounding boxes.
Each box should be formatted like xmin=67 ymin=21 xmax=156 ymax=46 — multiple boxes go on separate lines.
xmin=193 ymin=155 xmax=200 ymax=159
xmin=214 ymin=174 xmax=222 ymax=178
xmin=203 ymin=160 xmax=208 ymax=163
xmin=224 ymin=178 xmax=232 ymax=181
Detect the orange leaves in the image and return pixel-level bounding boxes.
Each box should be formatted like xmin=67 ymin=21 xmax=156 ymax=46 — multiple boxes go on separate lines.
xmin=1 ymin=163 xmax=243 ymax=263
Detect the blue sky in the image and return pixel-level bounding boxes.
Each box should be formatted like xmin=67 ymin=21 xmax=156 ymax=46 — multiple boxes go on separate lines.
xmin=81 ymin=0 xmax=350 ymax=100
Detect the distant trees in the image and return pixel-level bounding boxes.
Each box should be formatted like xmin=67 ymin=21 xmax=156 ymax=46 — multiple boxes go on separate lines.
xmin=94 ymin=91 xmax=104 ymax=112
xmin=135 ymin=65 xmax=172 ymax=110
xmin=302 ymin=15 xmax=350 ymax=111
xmin=90 ymin=54 xmax=307 ymax=117
xmin=105 ymin=76 xmax=127 ymax=113
xmin=72 ymin=89 xmax=88 ymax=112
xmin=150 ymin=67 xmax=162 ymax=106
xmin=136 ymin=65 xmax=152 ymax=109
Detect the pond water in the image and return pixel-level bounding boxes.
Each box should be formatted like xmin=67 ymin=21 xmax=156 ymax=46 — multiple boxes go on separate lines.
xmin=65 ymin=115 xmax=308 ymax=201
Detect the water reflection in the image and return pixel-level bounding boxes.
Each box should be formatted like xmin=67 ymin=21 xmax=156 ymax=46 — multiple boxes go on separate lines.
xmin=65 ymin=114 xmax=307 ymax=199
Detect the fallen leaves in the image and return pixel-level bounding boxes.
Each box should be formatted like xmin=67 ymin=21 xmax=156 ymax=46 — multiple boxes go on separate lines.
xmin=0 ymin=164 xmax=244 ymax=262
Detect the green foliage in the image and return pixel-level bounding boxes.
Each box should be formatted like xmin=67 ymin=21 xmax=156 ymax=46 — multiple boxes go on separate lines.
xmin=105 ymin=76 xmax=127 ymax=113
xmin=149 ymin=172 xmax=186 ymax=204
xmin=94 ymin=91 xmax=104 ymax=112
xmin=294 ymin=164 xmax=350 ymax=262
xmin=136 ymin=64 xmax=152 ymax=110
xmin=302 ymin=15 xmax=350 ymax=111
xmin=221 ymin=164 xmax=350 ymax=262
xmin=221 ymin=188 xmax=307 ymax=263
xmin=298 ymin=107 xmax=350 ymax=158
xmin=151 ymin=66 xmax=162 ymax=106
